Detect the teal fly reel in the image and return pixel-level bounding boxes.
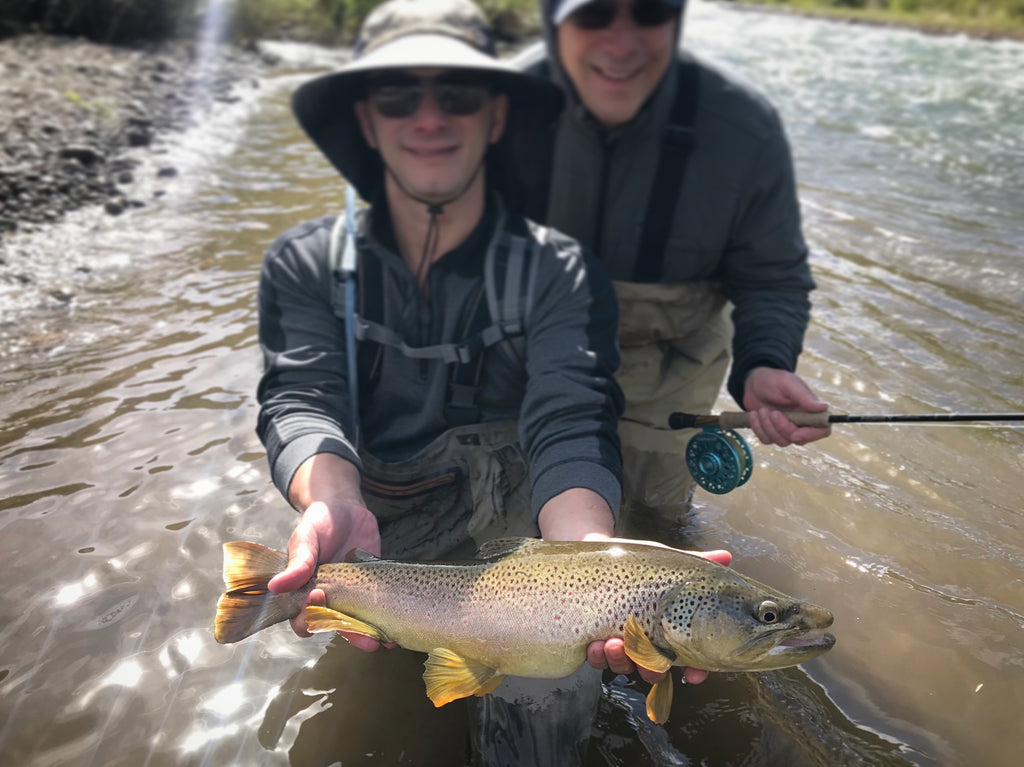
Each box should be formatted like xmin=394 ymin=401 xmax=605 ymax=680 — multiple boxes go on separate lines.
xmin=685 ymin=427 xmax=753 ymax=494
xmin=673 ymin=408 xmax=1024 ymax=494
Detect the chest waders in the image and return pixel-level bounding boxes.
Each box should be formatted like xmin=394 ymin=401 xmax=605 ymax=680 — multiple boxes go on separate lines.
xmin=611 ymin=62 xmax=734 ymax=530
xmin=329 ymin=194 xmax=544 ymax=560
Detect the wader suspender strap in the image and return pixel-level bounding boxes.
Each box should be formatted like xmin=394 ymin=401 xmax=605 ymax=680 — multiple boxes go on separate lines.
xmin=633 ymin=61 xmax=700 ymax=283
xmin=330 ymin=200 xmax=535 ymax=428
xmin=445 ymin=221 xmax=538 ymax=427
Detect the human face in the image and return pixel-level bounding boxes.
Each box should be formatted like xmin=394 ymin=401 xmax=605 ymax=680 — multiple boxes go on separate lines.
xmin=355 ymin=68 xmax=508 ymax=206
xmin=557 ymin=0 xmax=678 ymax=129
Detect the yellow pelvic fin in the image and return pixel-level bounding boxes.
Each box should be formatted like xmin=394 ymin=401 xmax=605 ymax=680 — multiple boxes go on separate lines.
xmin=645 ymin=676 xmax=675 ymax=724
xmin=423 ymin=647 xmax=505 ymax=707
xmin=623 ymin=614 xmax=673 ymax=674
xmin=304 ymin=606 xmax=391 ymax=643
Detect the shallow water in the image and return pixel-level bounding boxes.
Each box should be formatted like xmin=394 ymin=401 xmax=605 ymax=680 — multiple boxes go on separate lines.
xmin=1 ymin=3 xmax=1022 ymax=766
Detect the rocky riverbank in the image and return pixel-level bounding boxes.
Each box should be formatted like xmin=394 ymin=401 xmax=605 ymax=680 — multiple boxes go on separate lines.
xmin=0 ymin=35 xmax=266 ymax=238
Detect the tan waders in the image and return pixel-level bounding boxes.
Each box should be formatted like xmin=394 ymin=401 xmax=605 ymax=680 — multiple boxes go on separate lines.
xmin=613 ymin=281 xmax=732 ymax=540
xmin=360 ymin=420 xmax=538 ymax=561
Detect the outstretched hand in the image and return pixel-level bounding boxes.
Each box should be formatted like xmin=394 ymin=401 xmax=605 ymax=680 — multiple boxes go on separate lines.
xmin=267 ymin=499 xmax=382 ymax=648
xmin=584 ymin=540 xmax=733 ymax=684
xmin=743 ymin=367 xmax=831 ymax=446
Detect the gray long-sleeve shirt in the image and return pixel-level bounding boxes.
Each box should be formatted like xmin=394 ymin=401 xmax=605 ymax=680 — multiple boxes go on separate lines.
xmin=256 ymin=195 xmax=624 ymax=518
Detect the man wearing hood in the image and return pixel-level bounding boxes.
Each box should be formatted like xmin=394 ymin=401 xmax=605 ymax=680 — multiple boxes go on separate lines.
xmin=512 ymin=0 xmax=831 ymax=534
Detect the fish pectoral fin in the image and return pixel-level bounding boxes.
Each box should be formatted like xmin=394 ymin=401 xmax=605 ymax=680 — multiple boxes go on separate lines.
xmin=423 ymin=648 xmax=505 ymax=707
xmin=304 ymin=606 xmax=390 ymax=643
xmin=645 ymin=676 xmax=674 ymax=724
xmin=622 ymin=614 xmax=674 ymax=674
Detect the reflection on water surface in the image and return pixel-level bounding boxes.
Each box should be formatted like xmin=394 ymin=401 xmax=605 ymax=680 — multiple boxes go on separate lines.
xmin=1 ymin=4 xmax=1022 ymax=766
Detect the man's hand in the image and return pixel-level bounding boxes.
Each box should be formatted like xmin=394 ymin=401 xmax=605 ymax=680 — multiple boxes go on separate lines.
xmin=743 ymin=367 xmax=831 ymax=446
xmin=267 ymin=499 xmax=381 ymax=647
xmin=584 ymin=545 xmax=732 ymax=684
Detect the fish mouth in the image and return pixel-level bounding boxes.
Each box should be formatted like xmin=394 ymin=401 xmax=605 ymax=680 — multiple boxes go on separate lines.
xmin=732 ymin=627 xmax=836 ymax=666
xmin=769 ymin=628 xmax=836 ymax=655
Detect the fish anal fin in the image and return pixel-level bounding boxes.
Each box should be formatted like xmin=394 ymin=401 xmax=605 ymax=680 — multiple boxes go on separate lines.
xmin=423 ymin=648 xmax=504 ymax=707
xmin=646 ymin=675 xmax=674 ymax=724
xmin=304 ymin=606 xmax=390 ymax=643
xmin=623 ymin=614 xmax=673 ymax=674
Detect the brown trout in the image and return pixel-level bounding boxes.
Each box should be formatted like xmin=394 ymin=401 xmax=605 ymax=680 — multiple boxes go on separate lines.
xmin=214 ymin=537 xmax=835 ymax=723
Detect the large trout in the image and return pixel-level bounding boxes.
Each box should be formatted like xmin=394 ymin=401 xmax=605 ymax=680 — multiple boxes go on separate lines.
xmin=214 ymin=537 xmax=835 ymax=723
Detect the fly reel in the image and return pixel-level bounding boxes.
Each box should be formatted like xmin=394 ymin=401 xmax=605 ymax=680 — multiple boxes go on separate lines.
xmin=673 ymin=408 xmax=1024 ymax=495
xmin=685 ymin=427 xmax=753 ymax=494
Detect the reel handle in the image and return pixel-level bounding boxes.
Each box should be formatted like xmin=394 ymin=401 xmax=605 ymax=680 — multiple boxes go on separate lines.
xmin=670 ymin=410 xmax=832 ymax=431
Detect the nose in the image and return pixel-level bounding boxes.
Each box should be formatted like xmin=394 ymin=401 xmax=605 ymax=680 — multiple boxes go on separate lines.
xmin=410 ymin=84 xmax=447 ymax=130
xmin=602 ymin=7 xmax=645 ymax=56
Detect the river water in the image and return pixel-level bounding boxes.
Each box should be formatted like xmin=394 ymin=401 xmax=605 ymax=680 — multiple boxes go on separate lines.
xmin=1 ymin=3 xmax=1021 ymax=765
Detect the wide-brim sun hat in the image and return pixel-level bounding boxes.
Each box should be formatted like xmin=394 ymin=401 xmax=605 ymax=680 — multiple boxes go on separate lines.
xmin=292 ymin=0 xmax=564 ymax=200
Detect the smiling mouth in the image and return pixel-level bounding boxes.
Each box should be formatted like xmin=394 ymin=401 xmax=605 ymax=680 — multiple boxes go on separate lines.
xmin=408 ymin=146 xmax=457 ymax=158
xmin=592 ymin=65 xmax=641 ymax=84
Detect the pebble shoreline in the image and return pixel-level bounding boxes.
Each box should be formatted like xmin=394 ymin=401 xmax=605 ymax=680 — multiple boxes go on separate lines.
xmin=0 ymin=35 xmax=266 ymax=238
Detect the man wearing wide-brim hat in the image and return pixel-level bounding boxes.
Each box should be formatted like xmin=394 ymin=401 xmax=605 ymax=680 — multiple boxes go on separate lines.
xmin=251 ymin=0 xmax=729 ymax=762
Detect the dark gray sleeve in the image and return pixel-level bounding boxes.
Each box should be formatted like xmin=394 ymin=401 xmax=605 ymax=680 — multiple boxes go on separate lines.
xmin=518 ymin=232 xmax=625 ymax=519
xmin=255 ymin=218 xmax=360 ymax=503
xmin=722 ymin=118 xmax=816 ymax=406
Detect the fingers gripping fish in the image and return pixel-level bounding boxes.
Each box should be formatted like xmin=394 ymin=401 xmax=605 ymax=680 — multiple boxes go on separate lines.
xmin=214 ymin=537 xmax=835 ymax=723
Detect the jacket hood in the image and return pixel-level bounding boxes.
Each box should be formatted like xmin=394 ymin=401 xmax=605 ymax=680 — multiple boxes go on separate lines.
xmin=537 ymin=0 xmax=687 ymax=121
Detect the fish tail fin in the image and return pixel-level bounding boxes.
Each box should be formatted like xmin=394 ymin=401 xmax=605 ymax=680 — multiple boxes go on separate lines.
xmin=222 ymin=541 xmax=288 ymax=591
xmin=214 ymin=541 xmax=293 ymax=644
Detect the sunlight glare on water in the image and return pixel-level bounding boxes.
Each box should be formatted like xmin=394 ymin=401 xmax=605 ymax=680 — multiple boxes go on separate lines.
xmin=0 ymin=3 xmax=1022 ymax=766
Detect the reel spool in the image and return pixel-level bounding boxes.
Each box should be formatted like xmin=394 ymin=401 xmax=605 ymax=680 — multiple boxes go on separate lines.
xmin=685 ymin=427 xmax=753 ymax=494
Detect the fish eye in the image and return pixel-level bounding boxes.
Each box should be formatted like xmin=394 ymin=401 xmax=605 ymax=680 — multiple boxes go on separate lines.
xmin=758 ymin=600 xmax=780 ymax=624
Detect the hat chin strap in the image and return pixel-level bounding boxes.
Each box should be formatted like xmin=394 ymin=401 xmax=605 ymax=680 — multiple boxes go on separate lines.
xmin=383 ymin=159 xmax=487 ymax=287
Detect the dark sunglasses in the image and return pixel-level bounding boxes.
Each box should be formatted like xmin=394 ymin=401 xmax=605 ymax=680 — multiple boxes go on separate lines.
xmin=365 ymin=73 xmax=492 ymax=119
xmin=568 ymin=0 xmax=680 ymax=30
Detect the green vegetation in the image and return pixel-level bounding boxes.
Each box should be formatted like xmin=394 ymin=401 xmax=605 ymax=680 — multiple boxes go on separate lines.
xmin=63 ymin=89 xmax=116 ymax=122
xmin=230 ymin=0 xmax=541 ymax=43
xmin=734 ymin=0 xmax=1024 ymax=38
xmin=0 ymin=0 xmax=202 ymax=43
xmin=0 ymin=0 xmax=541 ymax=45
xmin=1 ymin=0 xmax=1020 ymax=45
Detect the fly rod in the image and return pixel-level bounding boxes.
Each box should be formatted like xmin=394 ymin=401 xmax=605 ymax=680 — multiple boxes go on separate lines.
xmin=669 ymin=411 xmax=1024 ymax=432
xmin=668 ymin=410 xmax=1024 ymax=494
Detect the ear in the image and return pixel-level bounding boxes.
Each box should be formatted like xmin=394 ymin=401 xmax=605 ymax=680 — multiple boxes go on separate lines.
xmin=354 ymin=100 xmax=379 ymax=150
xmin=488 ymin=93 xmax=509 ymax=145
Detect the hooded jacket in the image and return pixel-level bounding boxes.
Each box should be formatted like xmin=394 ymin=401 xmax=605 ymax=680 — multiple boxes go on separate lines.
xmin=511 ymin=1 xmax=815 ymax=405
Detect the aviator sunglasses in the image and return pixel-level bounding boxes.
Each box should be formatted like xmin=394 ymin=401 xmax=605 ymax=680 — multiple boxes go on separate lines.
xmin=365 ymin=73 xmax=492 ymax=119
xmin=567 ymin=0 xmax=680 ymax=30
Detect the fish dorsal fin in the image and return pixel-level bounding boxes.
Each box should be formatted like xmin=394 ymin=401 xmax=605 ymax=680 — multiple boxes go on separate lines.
xmin=346 ymin=548 xmax=380 ymax=563
xmin=423 ymin=648 xmax=505 ymax=706
xmin=474 ymin=536 xmax=542 ymax=561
